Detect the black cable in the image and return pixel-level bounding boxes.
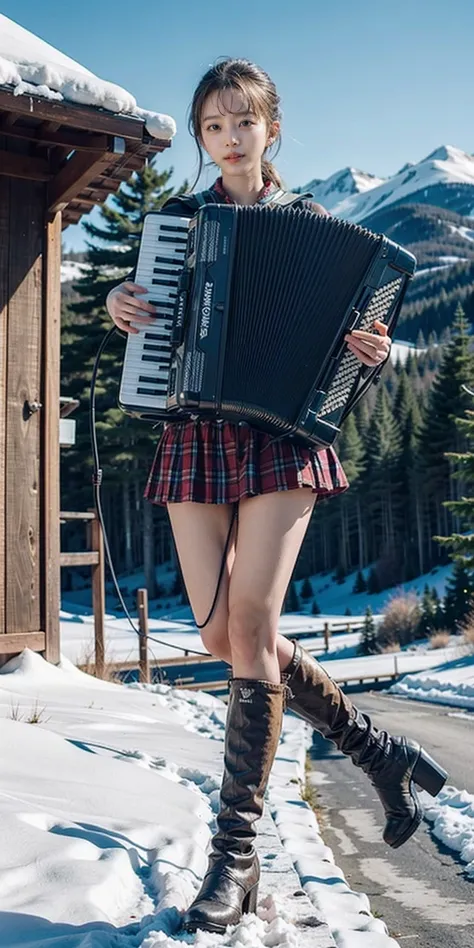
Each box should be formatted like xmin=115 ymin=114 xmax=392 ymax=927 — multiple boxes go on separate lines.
xmin=88 ymin=326 xmax=232 ymax=661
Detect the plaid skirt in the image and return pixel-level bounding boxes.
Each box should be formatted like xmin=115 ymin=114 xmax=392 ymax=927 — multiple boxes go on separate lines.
xmin=144 ymin=419 xmax=349 ymax=506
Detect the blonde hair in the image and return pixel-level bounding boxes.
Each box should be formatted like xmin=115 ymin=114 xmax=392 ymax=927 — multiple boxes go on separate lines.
xmin=188 ymin=58 xmax=283 ymax=189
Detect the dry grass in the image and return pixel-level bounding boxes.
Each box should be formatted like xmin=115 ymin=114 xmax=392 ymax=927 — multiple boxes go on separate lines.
xmin=8 ymin=699 xmax=50 ymax=725
xmin=382 ymin=642 xmax=401 ymax=653
xmin=76 ymin=641 xmax=124 ymax=684
xmin=428 ymin=630 xmax=452 ymax=649
xmin=459 ymin=613 xmax=474 ymax=654
xmin=377 ymin=591 xmax=421 ymax=648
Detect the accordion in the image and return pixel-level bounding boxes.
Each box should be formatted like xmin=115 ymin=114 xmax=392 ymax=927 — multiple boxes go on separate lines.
xmin=118 ymin=204 xmax=416 ymax=449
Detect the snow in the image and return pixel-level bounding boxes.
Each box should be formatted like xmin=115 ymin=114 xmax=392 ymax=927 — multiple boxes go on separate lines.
xmin=60 ymin=260 xmax=90 ymax=283
xmin=0 ymin=648 xmax=401 ymax=947
xmin=299 ymin=144 xmax=474 ymax=223
xmin=0 ymin=15 xmax=176 ymax=139
xmin=389 ymin=654 xmax=474 ymax=710
xmin=299 ymin=167 xmax=385 ymax=213
xmin=390 ymin=339 xmax=428 ymax=365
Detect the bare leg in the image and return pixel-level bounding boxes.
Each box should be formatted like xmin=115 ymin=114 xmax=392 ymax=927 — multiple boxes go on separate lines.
xmin=167 ymin=494 xmax=316 ymax=675
xmin=227 ymin=491 xmax=316 ymax=681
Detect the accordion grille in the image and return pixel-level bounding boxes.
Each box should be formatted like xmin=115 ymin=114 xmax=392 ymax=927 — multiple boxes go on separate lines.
xmin=221 ymin=206 xmax=382 ymax=426
xmin=320 ymin=277 xmax=403 ymax=417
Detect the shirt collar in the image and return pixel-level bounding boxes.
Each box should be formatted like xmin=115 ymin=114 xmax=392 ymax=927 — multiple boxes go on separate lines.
xmin=211 ymin=176 xmax=275 ymax=204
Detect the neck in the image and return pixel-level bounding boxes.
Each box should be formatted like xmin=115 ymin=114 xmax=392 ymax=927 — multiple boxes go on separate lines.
xmin=220 ymin=169 xmax=265 ymax=205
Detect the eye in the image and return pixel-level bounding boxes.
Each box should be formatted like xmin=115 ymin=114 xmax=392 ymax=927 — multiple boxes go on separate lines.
xmin=206 ymin=123 xmax=220 ymax=132
xmin=240 ymin=120 xmax=253 ymax=127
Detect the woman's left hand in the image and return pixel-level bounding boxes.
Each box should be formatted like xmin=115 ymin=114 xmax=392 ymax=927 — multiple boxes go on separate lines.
xmin=344 ymin=318 xmax=391 ymax=367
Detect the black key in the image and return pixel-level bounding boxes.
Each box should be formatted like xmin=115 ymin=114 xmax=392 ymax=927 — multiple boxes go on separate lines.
xmin=137 ymin=386 xmax=167 ymax=396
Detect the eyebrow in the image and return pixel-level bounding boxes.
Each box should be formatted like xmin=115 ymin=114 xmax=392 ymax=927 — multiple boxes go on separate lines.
xmin=202 ymin=110 xmax=255 ymax=122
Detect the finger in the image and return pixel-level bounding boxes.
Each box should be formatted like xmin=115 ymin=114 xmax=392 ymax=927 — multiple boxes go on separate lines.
xmin=346 ymin=336 xmax=379 ymax=355
xmin=123 ymin=282 xmax=149 ymax=294
xmin=347 ymin=334 xmax=389 ymax=355
xmin=373 ymin=319 xmax=388 ymax=335
xmin=118 ymin=293 xmax=157 ymax=314
xmin=120 ymin=305 xmax=156 ymax=323
xmin=349 ymin=329 xmax=387 ymax=343
xmin=115 ymin=316 xmax=139 ymax=334
xmin=347 ymin=339 xmax=384 ymax=363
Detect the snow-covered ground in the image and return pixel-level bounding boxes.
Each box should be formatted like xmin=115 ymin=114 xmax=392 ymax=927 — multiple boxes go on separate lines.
xmin=0 ymin=648 xmax=405 ymax=947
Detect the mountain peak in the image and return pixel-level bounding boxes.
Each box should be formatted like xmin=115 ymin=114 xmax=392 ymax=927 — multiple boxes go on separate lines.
xmin=422 ymin=144 xmax=471 ymax=164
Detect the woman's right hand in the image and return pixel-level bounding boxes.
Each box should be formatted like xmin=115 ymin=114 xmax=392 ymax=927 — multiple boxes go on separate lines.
xmin=106 ymin=282 xmax=157 ymax=335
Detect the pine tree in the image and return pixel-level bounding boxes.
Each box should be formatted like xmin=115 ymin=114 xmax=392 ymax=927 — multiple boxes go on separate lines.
xmin=443 ymin=561 xmax=474 ymax=629
xmin=311 ymin=599 xmax=321 ymax=615
xmin=300 ymin=577 xmax=313 ymax=599
xmin=417 ymin=303 xmax=474 ymax=570
xmin=352 ymin=569 xmax=367 ymax=594
xmin=336 ymin=413 xmax=366 ymax=572
xmin=367 ymin=567 xmax=381 ymax=594
xmin=393 ymin=370 xmax=423 ymax=578
xmin=359 ymin=606 xmax=378 ymax=655
xmin=361 ymin=385 xmax=403 ymax=577
xmin=417 ymin=584 xmax=438 ymax=638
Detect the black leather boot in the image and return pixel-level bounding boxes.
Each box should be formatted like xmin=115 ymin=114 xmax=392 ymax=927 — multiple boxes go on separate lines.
xmin=180 ymin=678 xmax=287 ymax=934
xmin=283 ymin=641 xmax=448 ymax=849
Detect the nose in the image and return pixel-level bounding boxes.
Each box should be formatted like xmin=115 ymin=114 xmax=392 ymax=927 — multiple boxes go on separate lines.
xmin=225 ymin=125 xmax=240 ymax=147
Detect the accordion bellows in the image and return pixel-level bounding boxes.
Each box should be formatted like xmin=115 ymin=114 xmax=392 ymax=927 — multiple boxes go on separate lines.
xmin=119 ymin=204 xmax=416 ymax=448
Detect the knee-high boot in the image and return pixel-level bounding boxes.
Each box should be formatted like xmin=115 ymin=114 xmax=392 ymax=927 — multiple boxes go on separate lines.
xmin=282 ymin=642 xmax=448 ymax=849
xmin=180 ymin=678 xmax=287 ymax=934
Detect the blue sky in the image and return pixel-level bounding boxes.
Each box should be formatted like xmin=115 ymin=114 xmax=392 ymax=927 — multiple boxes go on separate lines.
xmin=5 ymin=0 xmax=473 ymax=250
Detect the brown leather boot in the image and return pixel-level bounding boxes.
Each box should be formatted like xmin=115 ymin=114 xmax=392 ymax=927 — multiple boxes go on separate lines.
xmin=283 ymin=641 xmax=448 ymax=849
xmin=180 ymin=678 xmax=287 ymax=934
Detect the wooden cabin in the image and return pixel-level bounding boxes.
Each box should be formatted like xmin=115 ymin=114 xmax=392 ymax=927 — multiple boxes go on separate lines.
xmin=0 ymin=61 xmax=173 ymax=666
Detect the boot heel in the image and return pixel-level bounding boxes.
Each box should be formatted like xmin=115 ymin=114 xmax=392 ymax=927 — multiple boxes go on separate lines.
xmin=412 ymin=748 xmax=448 ymax=797
xmin=242 ymin=883 xmax=259 ymax=915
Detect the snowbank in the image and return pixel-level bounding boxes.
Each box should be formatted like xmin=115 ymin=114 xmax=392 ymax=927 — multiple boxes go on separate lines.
xmin=0 ymin=15 xmax=176 ymax=139
xmin=0 ymin=648 xmax=403 ymax=947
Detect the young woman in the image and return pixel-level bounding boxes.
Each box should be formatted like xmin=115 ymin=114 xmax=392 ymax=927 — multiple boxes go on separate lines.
xmin=107 ymin=59 xmax=448 ymax=935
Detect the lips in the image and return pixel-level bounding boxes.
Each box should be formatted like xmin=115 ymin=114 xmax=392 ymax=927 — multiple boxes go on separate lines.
xmin=225 ymin=154 xmax=243 ymax=160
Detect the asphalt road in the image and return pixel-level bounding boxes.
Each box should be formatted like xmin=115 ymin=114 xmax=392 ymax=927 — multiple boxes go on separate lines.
xmin=307 ymin=691 xmax=474 ymax=948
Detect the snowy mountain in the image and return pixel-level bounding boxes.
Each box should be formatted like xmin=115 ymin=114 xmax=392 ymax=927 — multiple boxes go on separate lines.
xmin=298 ymin=167 xmax=384 ymax=212
xmin=298 ymin=145 xmax=474 ymax=223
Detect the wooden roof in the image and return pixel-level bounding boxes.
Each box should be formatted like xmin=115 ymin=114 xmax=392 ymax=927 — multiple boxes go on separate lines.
xmin=0 ymin=87 xmax=171 ymax=228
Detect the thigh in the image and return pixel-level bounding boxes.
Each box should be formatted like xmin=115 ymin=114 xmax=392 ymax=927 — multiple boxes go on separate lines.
xmin=166 ymin=501 xmax=236 ymax=643
xmin=228 ymin=490 xmax=316 ymax=627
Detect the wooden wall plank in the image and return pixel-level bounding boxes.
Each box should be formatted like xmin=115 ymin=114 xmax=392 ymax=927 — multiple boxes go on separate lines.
xmin=42 ymin=212 xmax=61 ymax=663
xmin=0 ymin=175 xmax=8 ymax=649
xmin=0 ymin=631 xmax=45 ymax=654
xmin=5 ymin=178 xmax=44 ymax=634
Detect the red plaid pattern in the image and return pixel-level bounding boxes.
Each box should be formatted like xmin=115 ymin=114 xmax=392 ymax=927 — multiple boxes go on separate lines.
xmin=143 ymin=177 xmax=349 ymax=506
xmin=144 ymin=419 xmax=348 ymax=506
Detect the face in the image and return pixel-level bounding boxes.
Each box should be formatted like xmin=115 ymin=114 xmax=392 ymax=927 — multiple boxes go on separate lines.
xmin=200 ymin=88 xmax=279 ymax=178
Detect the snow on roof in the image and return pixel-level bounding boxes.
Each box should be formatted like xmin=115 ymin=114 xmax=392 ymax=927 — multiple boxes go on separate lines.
xmin=0 ymin=14 xmax=176 ymax=140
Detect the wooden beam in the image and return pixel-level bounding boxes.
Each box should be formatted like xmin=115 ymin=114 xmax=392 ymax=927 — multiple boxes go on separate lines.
xmin=48 ymin=149 xmax=114 ymax=213
xmin=60 ymin=511 xmax=96 ymax=520
xmin=42 ymin=212 xmax=61 ymax=665
xmin=0 ymin=89 xmax=147 ymax=139
xmin=0 ymin=631 xmax=46 ymax=655
xmin=5 ymin=179 xmax=43 ymax=637
xmin=60 ymin=551 xmax=100 ymax=567
xmin=0 ymin=150 xmax=52 ymax=181
xmin=0 ymin=176 xmax=8 ymax=646
xmin=0 ymin=121 xmax=111 ymax=153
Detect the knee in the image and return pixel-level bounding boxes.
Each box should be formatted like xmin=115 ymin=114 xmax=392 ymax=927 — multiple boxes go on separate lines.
xmin=227 ymin=602 xmax=274 ymax=663
xmin=200 ymin=624 xmax=232 ymax=663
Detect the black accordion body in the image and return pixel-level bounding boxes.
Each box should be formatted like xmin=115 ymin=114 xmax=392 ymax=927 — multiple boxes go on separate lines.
xmin=119 ymin=204 xmax=416 ymax=449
